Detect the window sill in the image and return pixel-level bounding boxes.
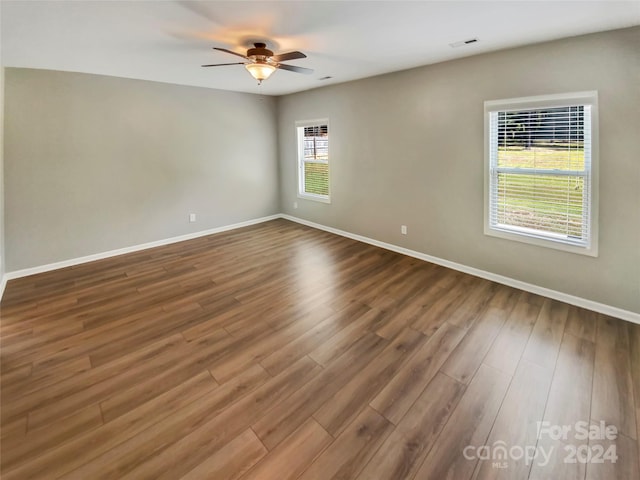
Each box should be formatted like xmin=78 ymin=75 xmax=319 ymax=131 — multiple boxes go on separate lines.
xmin=484 ymin=225 xmax=598 ymax=257
xmin=298 ymin=193 xmax=331 ymax=204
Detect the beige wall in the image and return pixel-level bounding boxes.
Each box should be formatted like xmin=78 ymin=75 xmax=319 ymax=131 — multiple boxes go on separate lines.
xmin=277 ymin=27 xmax=640 ymax=313
xmin=4 ymin=69 xmax=279 ymax=271
xmin=1 ymin=66 xmax=5 ymax=281
xmin=0 ymin=8 xmax=4 ymax=284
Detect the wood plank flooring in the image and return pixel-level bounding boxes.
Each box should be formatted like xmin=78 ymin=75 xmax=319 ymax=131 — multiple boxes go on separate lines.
xmin=1 ymin=219 xmax=639 ymax=479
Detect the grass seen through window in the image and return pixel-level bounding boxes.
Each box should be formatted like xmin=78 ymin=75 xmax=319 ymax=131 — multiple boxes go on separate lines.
xmin=304 ymin=163 xmax=329 ymax=196
xmin=495 ymin=146 xmax=586 ymax=237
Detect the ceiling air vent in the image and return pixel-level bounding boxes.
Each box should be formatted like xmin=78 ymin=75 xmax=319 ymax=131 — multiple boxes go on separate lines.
xmin=449 ymin=38 xmax=479 ymax=48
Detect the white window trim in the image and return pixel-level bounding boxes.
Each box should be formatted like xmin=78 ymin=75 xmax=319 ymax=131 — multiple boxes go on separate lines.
xmin=296 ymin=119 xmax=331 ymax=204
xmin=483 ymin=91 xmax=599 ymax=257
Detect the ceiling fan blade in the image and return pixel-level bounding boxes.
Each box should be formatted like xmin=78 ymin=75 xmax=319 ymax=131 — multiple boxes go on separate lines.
xmin=213 ymin=47 xmax=250 ymax=60
xmin=271 ymin=51 xmax=306 ymax=62
xmin=277 ymin=64 xmax=314 ymax=74
xmin=201 ymin=62 xmax=246 ymax=67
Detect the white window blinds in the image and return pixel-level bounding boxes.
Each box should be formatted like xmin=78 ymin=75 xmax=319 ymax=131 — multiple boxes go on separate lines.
xmin=485 ymin=92 xmax=598 ymax=254
xmin=297 ymin=121 xmax=329 ymax=201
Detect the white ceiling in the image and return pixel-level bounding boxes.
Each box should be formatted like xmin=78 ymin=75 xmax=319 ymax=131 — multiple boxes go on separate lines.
xmin=2 ymin=1 xmax=639 ymax=96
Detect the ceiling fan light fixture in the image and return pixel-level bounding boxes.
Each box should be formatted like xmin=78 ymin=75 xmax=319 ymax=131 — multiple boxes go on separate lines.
xmin=245 ymin=62 xmax=276 ymax=84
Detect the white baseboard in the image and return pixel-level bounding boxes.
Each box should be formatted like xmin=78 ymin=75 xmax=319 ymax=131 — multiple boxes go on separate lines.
xmin=281 ymin=214 xmax=640 ymax=325
xmin=2 ymin=214 xmax=280 ymax=282
xmin=2 ymin=212 xmax=638 ymax=325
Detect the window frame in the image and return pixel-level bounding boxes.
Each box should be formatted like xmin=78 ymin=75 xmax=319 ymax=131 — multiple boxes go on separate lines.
xmin=483 ymin=91 xmax=599 ymax=257
xmin=296 ymin=119 xmax=330 ymax=204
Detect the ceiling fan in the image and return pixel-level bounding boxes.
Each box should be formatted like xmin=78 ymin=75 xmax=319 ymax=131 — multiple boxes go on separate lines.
xmin=202 ymin=42 xmax=313 ymax=84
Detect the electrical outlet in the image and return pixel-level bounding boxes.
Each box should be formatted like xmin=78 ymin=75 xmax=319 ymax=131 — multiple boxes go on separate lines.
xmin=189 ymin=213 xmax=196 ymax=223
xmin=401 ymin=225 xmax=407 ymax=235
xmin=293 ymin=202 xmax=298 ymax=209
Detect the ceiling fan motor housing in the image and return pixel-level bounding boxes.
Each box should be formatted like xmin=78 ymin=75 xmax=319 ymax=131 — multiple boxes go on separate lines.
xmin=247 ymin=43 xmax=274 ymax=61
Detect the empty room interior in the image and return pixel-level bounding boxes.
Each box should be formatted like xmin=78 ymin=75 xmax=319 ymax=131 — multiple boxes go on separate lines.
xmin=1 ymin=1 xmax=640 ymax=479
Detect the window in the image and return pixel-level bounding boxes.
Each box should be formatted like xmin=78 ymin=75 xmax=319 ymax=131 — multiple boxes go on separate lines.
xmin=297 ymin=120 xmax=330 ymax=203
xmin=484 ymin=92 xmax=598 ymax=256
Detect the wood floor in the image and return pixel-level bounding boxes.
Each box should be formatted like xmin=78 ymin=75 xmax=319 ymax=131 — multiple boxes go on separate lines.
xmin=1 ymin=219 xmax=639 ymax=479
